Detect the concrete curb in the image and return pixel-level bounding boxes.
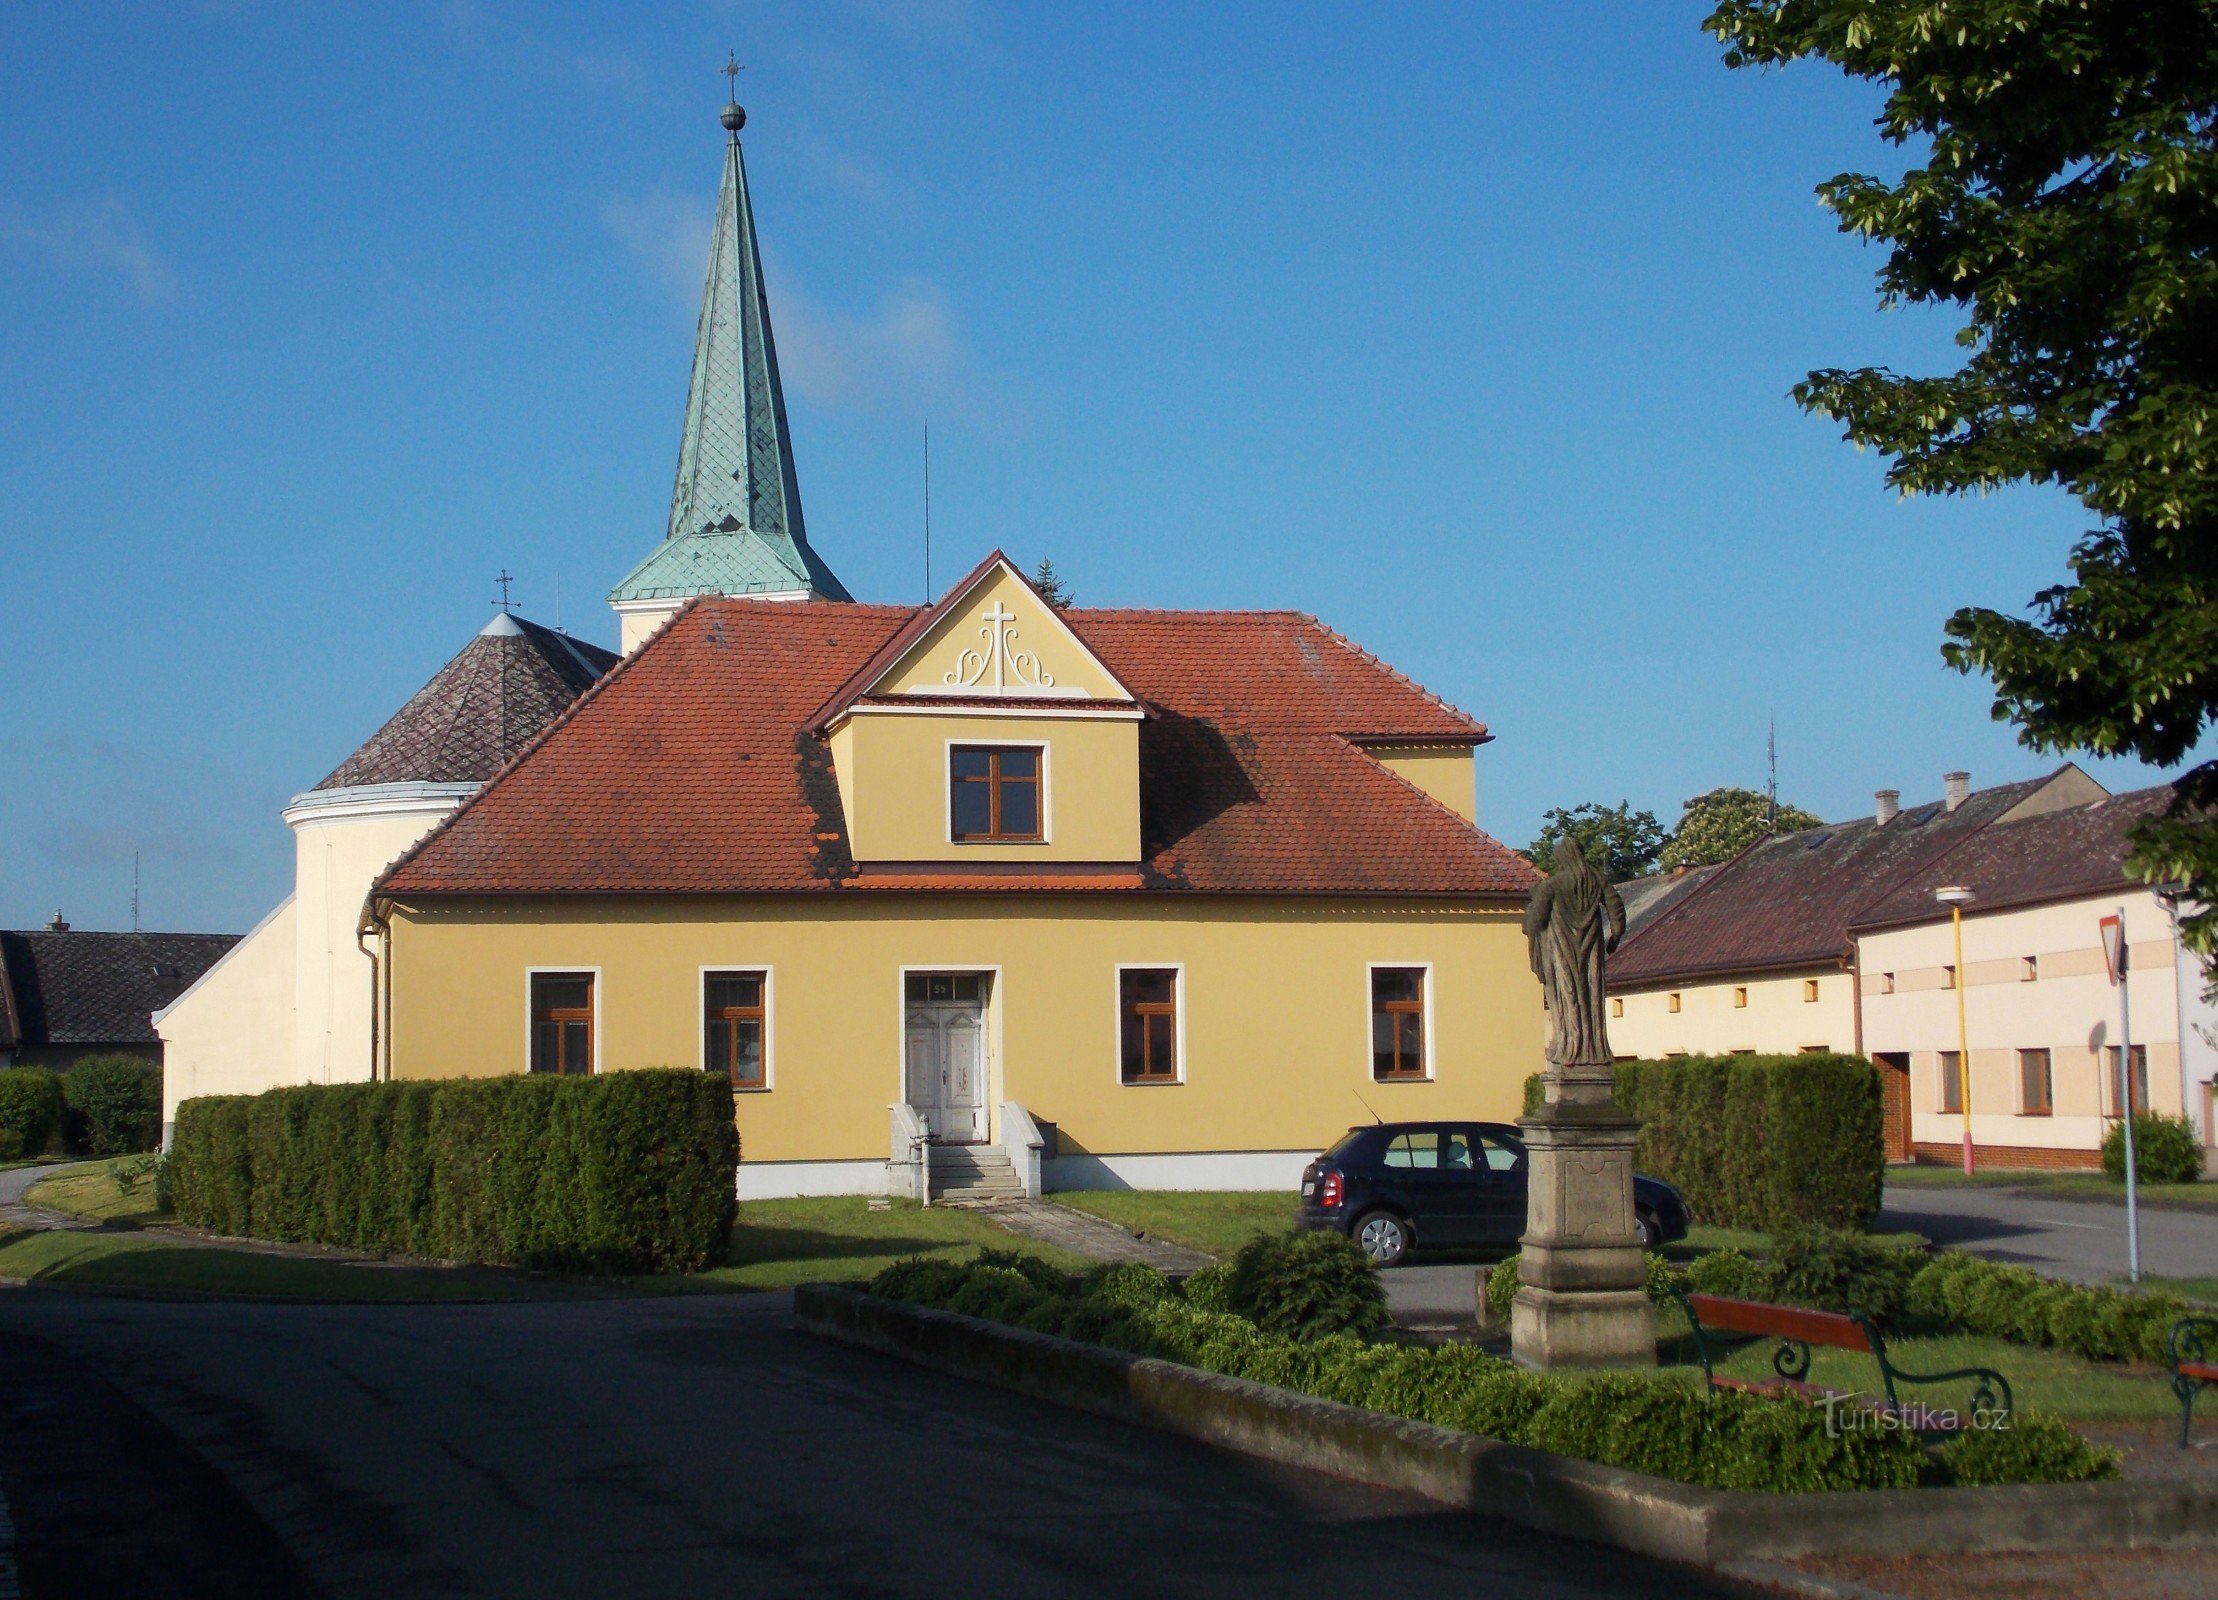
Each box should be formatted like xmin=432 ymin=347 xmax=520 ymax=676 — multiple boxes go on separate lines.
xmin=794 ymin=1284 xmax=2218 ymax=1566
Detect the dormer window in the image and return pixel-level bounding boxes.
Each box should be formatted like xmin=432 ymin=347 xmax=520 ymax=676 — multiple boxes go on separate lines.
xmin=950 ymin=745 xmax=1043 ymax=842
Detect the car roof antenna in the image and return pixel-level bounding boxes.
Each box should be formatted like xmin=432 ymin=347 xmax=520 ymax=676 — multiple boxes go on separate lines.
xmin=1352 ymin=1090 xmax=1384 ymax=1125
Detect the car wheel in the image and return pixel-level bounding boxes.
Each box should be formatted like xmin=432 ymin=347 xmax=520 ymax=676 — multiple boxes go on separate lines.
xmin=1634 ymin=1208 xmax=1658 ymax=1251
xmin=1355 ymin=1210 xmax=1410 ymax=1267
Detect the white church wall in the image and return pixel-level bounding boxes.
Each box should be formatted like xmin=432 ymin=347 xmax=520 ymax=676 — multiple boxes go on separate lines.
xmin=155 ymin=895 xmax=298 ymax=1138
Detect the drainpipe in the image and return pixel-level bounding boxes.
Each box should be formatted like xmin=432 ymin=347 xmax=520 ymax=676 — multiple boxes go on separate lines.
xmin=357 ymin=897 xmax=391 ymax=1082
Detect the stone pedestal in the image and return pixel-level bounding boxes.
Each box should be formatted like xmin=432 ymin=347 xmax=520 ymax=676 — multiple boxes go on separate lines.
xmin=1510 ymin=1088 xmax=1655 ymax=1370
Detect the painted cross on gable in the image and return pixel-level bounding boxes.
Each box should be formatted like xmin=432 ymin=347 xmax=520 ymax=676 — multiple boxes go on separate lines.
xmin=943 ymin=600 xmax=1055 ymax=693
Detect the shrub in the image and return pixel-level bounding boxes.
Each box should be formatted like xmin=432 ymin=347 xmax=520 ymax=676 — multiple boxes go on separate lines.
xmin=974 ymin=1248 xmax=1069 ymax=1295
xmin=2102 ymin=1114 xmax=2205 ymax=1186
xmin=867 ymin=1253 xmax=2111 ymax=1491
xmin=1181 ymin=1262 xmax=1234 ymax=1313
xmin=0 ymin=1067 xmax=65 ymax=1158
xmin=1769 ymin=1225 xmax=1924 ymax=1322
xmin=169 ymin=1070 xmax=737 ymax=1273
xmin=1935 ymin=1412 xmax=2120 ymax=1487
xmin=1486 ymin=1250 xmax=1680 ymax=1324
xmin=1682 ymin=1248 xmax=1773 ymax=1300
xmin=1905 ymin=1251 xmax=2192 ymax=1365
xmin=1224 ymin=1230 xmax=1389 ymax=1341
xmin=64 ymin=1054 xmax=163 ymax=1155
xmin=1083 ymin=1260 xmax=1174 ymax=1309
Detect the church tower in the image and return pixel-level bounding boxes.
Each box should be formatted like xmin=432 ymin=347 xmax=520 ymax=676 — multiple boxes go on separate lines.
xmin=608 ymin=83 xmax=850 ymax=652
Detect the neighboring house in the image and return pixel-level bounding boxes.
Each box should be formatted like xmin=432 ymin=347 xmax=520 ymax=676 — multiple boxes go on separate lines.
xmin=1855 ymin=788 xmax=2217 ymax=1170
xmin=369 ymin=551 xmax=1543 ymax=1198
xmin=1 ymin=915 xmax=238 ymax=1072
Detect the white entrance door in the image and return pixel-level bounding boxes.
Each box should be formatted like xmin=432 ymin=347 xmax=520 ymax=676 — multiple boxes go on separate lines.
xmin=903 ymin=973 xmax=989 ymax=1144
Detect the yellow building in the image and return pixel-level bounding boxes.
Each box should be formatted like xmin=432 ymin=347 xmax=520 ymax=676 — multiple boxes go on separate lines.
xmin=371 ymin=553 xmax=1544 ymax=1197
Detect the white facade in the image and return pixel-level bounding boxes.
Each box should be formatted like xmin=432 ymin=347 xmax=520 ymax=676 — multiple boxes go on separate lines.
xmin=1609 ymin=967 xmax=1855 ymax=1060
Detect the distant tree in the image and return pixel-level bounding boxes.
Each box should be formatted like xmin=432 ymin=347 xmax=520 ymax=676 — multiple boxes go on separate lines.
xmin=1527 ymin=802 xmax=1669 ymax=882
xmin=1032 ymin=558 xmax=1074 ymax=609
xmin=1660 ymin=787 xmax=1823 ymax=871
xmin=1707 ymin=2 xmax=2218 ymax=969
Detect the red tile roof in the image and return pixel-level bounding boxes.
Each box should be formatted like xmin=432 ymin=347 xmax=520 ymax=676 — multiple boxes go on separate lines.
xmin=376 ymin=598 xmax=1537 ymax=899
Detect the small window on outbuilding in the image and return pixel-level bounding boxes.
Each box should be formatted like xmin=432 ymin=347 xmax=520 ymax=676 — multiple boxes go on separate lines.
xmin=1610 ymin=996 xmax=1624 ymax=1018
xmin=1803 ymin=978 xmax=1819 ymax=1003
xmin=1667 ymin=992 xmax=1681 ymax=1014
xmin=1732 ymin=986 xmax=1749 ymax=1009
xmin=2021 ymin=956 xmax=2039 ymax=982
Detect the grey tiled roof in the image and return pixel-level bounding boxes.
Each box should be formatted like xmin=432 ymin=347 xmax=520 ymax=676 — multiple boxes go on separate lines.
xmin=316 ymin=614 xmax=617 ymax=791
xmin=0 ymin=930 xmax=239 ymax=1047
xmin=1615 ymin=864 xmax=1723 ymax=939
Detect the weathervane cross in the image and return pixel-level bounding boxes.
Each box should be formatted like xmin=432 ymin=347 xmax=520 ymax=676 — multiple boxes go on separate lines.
xmin=493 ymin=569 xmax=515 ymax=613
xmin=722 ymin=51 xmax=743 ymax=92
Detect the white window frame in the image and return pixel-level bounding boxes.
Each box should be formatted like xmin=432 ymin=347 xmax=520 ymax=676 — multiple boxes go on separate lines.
xmin=1366 ymin=961 xmax=1436 ymax=1084
xmin=524 ymin=965 xmax=603 ymax=1077
xmin=698 ymin=964 xmax=775 ymax=1092
xmin=1112 ymin=962 xmax=1187 ymax=1087
xmin=943 ymin=738 xmax=1052 ymax=845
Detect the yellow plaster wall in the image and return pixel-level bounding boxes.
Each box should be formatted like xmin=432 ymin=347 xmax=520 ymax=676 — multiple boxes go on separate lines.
xmin=835 ymin=712 xmax=1141 ymax=863
xmin=384 ymin=894 xmax=1540 ymax=1163
xmin=1365 ymin=745 xmax=1476 ymax=824
xmin=877 ymin=565 xmax=1125 ymax=698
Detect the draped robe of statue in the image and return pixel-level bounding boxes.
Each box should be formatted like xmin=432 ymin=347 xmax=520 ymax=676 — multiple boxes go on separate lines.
xmin=1522 ymin=847 xmax=1626 ymax=1070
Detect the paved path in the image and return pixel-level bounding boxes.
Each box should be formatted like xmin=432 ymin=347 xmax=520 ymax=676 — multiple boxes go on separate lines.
xmin=0 ymin=1289 xmax=1739 ymax=1599
xmin=993 ymin=1199 xmax=1216 ymax=1271
xmin=0 ymin=1163 xmax=97 ymax=1234
xmin=1875 ymin=1183 xmax=2218 ymax=1287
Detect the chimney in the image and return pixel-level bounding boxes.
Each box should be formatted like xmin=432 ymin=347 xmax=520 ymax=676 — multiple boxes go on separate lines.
xmin=1943 ymin=772 xmax=1971 ymax=813
xmin=44 ymin=909 xmax=69 ymax=933
xmin=1874 ymin=789 xmax=1900 ymax=826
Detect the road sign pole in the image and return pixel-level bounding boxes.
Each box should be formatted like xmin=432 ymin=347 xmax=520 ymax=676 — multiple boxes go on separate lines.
xmin=2105 ymin=908 xmax=2141 ymax=1284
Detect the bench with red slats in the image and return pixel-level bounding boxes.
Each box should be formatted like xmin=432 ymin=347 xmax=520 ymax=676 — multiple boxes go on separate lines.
xmin=1671 ymin=1289 xmax=2012 ymax=1440
xmin=2167 ymin=1316 xmax=2218 ymax=1449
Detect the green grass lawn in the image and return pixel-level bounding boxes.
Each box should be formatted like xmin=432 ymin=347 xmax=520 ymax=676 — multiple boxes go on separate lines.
xmin=23 ymin=1159 xmax=167 ymax=1225
xmin=1049 ymin=1190 xmax=1300 ymax=1257
xmin=1886 ymin=1165 xmax=2218 ymax=1207
xmin=658 ymin=1197 xmax=1097 ymax=1292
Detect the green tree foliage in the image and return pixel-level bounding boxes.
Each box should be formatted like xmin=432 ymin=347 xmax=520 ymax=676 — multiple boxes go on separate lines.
xmin=1527 ymin=800 xmax=1669 ymax=880
xmin=1030 ymin=558 xmax=1074 ymax=608
xmin=64 ymin=1054 xmax=162 ymax=1155
xmin=1708 ymin=1 xmax=2218 ymax=964
xmin=1658 ymin=786 xmax=1823 ymax=870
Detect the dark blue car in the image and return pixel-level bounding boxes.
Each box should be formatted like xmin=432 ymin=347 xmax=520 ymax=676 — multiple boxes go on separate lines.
xmin=1295 ymin=1121 xmax=1690 ymax=1266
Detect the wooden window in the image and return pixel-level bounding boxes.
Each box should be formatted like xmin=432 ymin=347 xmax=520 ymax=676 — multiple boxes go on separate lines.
xmin=1610 ymin=996 xmax=1624 ymax=1018
xmin=705 ymin=970 xmax=767 ymax=1090
xmin=1667 ymin=992 xmax=1681 ymax=1014
xmin=1371 ymin=968 xmax=1427 ymax=1081
xmin=1802 ymin=978 xmax=1819 ymax=1004
xmin=1879 ymin=972 xmax=1895 ymax=995
xmin=1941 ymin=965 xmax=1958 ymax=990
xmin=1733 ymin=986 xmax=1749 ymax=1009
xmin=950 ymin=745 xmax=1042 ymax=841
xmin=1938 ymin=1050 xmax=1962 ymax=1114
xmin=2019 ymin=1048 xmax=2052 ymax=1115
xmin=1119 ymin=968 xmax=1180 ymax=1085
xmin=2021 ymin=956 xmax=2039 ymax=982
xmin=2107 ymin=1044 xmax=2150 ymax=1115
xmin=530 ymin=972 xmax=594 ymax=1076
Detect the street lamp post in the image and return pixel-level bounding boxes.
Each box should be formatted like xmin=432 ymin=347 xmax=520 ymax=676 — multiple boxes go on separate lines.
xmin=1936 ymin=886 xmax=1977 ymax=1174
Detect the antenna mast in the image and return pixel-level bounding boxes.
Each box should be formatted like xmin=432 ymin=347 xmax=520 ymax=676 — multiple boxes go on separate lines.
xmin=1765 ymin=715 xmax=1778 ymax=831
xmin=131 ymin=851 xmax=140 ymax=933
xmin=923 ymin=420 xmax=933 ymax=601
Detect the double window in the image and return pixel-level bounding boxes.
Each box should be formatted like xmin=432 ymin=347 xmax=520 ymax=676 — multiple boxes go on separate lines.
xmin=705 ymin=970 xmax=768 ymax=1090
xmin=950 ymin=745 xmax=1042 ymax=841
xmin=1118 ymin=968 xmax=1180 ymax=1084
xmin=1371 ymin=967 xmax=1428 ymax=1081
xmin=530 ymin=972 xmax=595 ymax=1075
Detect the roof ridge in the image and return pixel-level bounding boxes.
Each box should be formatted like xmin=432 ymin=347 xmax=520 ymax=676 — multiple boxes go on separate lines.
xmin=1608 ymin=833 xmax=1773 ymax=962
xmin=1290 ymin=612 xmax=1488 ymax=741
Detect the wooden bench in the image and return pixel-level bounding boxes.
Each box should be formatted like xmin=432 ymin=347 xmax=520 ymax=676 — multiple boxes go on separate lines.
xmin=1668 ymin=1289 xmax=2012 ymax=1441
xmin=2168 ymin=1315 xmax=2218 ymax=1448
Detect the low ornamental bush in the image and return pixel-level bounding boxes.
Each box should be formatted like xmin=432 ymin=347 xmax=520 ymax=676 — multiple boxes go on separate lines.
xmin=1224 ymin=1229 xmax=1389 ymax=1341
xmin=1522 ymin=1055 xmax=1884 ymax=1232
xmin=64 ymin=1054 xmax=163 ymax=1155
xmin=1767 ymin=1225 xmax=1924 ymax=1323
xmin=169 ymin=1071 xmax=737 ymax=1274
xmin=0 ymin=1067 xmax=65 ymax=1159
xmin=869 ymin=1253 xmax=2116 ymax=1491
xmin=2102 ymin=1114 xmax=2205 ymax=1186
xmin=1484 ymin=1250 xmax=1678 ymax=1324
xmin=1904 ymin=1250 xmax=2192 ymax=1367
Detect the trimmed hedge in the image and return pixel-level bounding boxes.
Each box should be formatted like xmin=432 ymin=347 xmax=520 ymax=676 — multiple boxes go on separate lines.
xmin=870 ymin=1252 xmax=2116 ymax=1491
xmin=169 ymin=1071 xmax=737 ymax=1274
xmin=64 ymin=1054 xmax=163 ymax=1155
xmin=1905 ymin=1250 xmax=2194 ymax=1367
xmin=1522 ymin=1054 xmax=1884 ymax=1231
xmin=0 ymin=1068 xmax=65 ymax=1159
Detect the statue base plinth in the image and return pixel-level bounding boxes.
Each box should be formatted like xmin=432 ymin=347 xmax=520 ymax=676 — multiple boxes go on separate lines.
xmin=1509 ymin=1094 xmax=1655 ymax=1370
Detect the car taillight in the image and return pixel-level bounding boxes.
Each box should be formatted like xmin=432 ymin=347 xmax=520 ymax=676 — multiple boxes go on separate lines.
xmin=1319 ymin=1169 xmax=1344 ymax=1209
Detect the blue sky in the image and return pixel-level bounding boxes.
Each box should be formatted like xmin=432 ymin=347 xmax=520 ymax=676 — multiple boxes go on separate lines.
xmin=2 ymin=2 xmax=2198 ymax=933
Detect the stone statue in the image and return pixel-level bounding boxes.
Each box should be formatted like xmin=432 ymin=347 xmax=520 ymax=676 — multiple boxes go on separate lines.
xmin=1522 ymin=845 xmax=1626 ymax=1069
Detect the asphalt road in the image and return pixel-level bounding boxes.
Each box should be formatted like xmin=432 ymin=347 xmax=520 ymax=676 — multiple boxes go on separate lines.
xmin=0 ymin=1290 xmax=1738 ymax=1600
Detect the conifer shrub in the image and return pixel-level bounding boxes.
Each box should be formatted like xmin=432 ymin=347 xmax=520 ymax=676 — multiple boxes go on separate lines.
xmin=1486 ymin=1249 xmax=1680 ymax=1323
xmin=2101 ymin=1113 xmax=2205 ymax=1186
xmin=1224 ymin=1229 xmax=1389 ymax=1341
xmin=63 ymin=1055 xmax=163 ymax=1155
xmin=0 ymin=1067 xmax=66 ymax=1159
xmin=1768 ymin=1225 xmax=1924 ymax=1322
xmin=1181 ymin=1262 xmax=1235 ymax=1314
xmin=1904 ymin=1251 xmax=2191 ymax=1366
xmin=169 ymin=1070 xmax=737 ymax=1273
xmin=868 ymin=1252 xmax=2116 ymax=1491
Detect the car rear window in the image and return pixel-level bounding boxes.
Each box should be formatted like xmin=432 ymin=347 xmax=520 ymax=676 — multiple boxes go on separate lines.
xmin=1322 ymin=1130 xmax=1372 ymax=1161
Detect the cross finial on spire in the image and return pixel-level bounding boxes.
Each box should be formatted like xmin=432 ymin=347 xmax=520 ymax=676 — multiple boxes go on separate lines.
xmin=492 ymin=569 xmax=515 ymax=613
xmin=720 ymin=52 xmax=746 ymax=134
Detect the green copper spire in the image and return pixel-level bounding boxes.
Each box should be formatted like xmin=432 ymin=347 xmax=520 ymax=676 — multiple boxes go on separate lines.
xmin=611 ymin=86 xmax=850 ymax=607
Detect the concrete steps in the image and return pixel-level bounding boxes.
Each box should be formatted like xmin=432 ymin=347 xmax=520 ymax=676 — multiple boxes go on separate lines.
xmin=929 ymin=1145 xmax=1025 ymax=1205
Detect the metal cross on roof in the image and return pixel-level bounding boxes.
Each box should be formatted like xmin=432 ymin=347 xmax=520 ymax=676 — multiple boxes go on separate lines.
xmin=493 ymin=569 xmax=515 ymax=613
xmin=722 ymin=52 xmax=743 ymax=92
